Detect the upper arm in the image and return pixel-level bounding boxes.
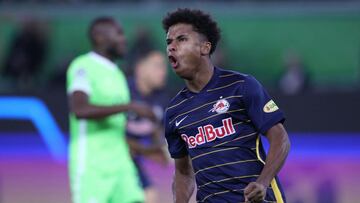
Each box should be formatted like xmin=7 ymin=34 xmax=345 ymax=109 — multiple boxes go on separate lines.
xmin=265 ymin=123 xmax=287 ymax=138
xmin=164 ymin=112 xmax=188 ymax=158
xmin=67 ymin=63 xmax=92 ymax=115
xmin=243 ymin=76 xmax=285 ymax=134
xmin=174 ymin=155 xmax=193 ymax=175
xmin=265 ymin=123 xmax=290 ymax=147
xmin=67 ymin=62 xmax=91 ymax=96
xmin=69 ymin=91 xmax=90 ymax=114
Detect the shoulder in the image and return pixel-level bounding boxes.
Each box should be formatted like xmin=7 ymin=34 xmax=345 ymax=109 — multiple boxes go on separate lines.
xmin=215 ymin=67 xmax=256 ymax=91
xmin=70 ymin=53 xmax=92 ymax=67
xmin=218 ymin=67 xmax=262 ymax=88
xmin=164 ymin=88 xmax=188 ymax=116
xmin=216 ymin=67 xmax=250 ymax=82
xmin=216 ymin=67 xmax=264 ymax=95
xmin=67 ymin=53 xmax=93 ymax=73
xmin=243 ymin=74 xmax=263 ymax=92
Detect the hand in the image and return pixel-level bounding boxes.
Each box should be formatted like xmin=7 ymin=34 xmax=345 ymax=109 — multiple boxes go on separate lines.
xmin=129 ymin=102 xmax=157 ymax=122
xmin=244 ymin=182 xmax=267 ymax=203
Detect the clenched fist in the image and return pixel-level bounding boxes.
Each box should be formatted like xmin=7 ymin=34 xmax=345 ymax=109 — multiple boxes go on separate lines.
xmin=244 ymin=182 xmax=266 ymax=203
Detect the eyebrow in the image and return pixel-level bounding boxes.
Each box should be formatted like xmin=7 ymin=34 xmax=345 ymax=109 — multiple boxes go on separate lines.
xmin=166 ymin=34 xmax=187 ymax=43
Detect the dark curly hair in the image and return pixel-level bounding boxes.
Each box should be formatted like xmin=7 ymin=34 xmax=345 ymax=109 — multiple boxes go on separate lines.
xmin=162 ymin=8 xmax=221 ymax=55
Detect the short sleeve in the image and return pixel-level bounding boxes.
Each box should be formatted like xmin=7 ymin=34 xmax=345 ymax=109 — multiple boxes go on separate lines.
xmin=243 ymin=75 xmax=285 ymax=134
xmin=67 ymin=66 xmax=91 ymax=95
xmin=164 ymin=112 xmax=188 ymax=159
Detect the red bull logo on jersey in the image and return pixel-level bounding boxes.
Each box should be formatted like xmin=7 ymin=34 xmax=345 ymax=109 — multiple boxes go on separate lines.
xmin=210 ymin=97 xmax=230 ymax=114
xmin=181 ymin=118 xmax=236 ymax=148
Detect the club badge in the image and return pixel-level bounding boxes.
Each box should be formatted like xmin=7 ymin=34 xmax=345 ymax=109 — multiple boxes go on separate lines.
xmin=210 ymin=97 xmax=230 ymax=114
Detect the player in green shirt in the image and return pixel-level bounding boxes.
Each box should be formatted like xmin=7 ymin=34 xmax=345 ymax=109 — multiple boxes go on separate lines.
xmin=67 ymin=17 xmax=154 ymax=203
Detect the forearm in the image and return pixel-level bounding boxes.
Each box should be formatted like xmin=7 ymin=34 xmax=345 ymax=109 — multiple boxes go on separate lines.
xmin=257 ymin=124 xmax=290 ymax=187
xmin=127 ymin=137 xmax=162 ymax=154
xmin=70 ymin=91 xmax=132 ymax=119
xmin=73 ymin=103 xmax=131 ymax=119
xmin=173 ymin=170 xmax=195 ymax=203
xmin=173 ymin=156 xmax=195 ymax=203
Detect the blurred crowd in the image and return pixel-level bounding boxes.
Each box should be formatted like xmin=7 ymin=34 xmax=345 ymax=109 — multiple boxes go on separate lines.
xmin=0 ymin=4 xmax=359 ymax=134
xmin=0 ymin=17 xmax=314 ymax=96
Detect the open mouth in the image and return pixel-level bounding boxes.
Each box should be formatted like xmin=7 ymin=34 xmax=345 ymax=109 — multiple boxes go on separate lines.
xmin=168 ymin=55 xmax=179 ymax=69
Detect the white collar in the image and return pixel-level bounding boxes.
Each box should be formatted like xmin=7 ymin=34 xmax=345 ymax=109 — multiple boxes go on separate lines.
xmin=89 ymin=51 xmax=118 ymax=71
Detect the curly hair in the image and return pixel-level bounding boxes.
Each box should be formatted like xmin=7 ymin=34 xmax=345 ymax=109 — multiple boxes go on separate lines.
xmin=162 ymin=8 xmax=221 ymax=55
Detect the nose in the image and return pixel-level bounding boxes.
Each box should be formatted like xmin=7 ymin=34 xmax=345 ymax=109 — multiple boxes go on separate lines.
xmin=167 ymin=42 xmax=176 ymax=53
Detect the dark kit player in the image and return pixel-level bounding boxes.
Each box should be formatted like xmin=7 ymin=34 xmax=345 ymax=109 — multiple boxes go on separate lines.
xmin=163 ymin=8 xmax=290 ymax=203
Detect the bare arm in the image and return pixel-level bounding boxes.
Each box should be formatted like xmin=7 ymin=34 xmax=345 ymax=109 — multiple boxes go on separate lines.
xmin=244 ymin=123 xmax=290 ymax=202
xmin=69 ymin=91 xmax=156 ymax=120
xmin=257 ymin=123 xmax=290 ymax=186
xmin=173 ymin=155 xmax=195 ymax=203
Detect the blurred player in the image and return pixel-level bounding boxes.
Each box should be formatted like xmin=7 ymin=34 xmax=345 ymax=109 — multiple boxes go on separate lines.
xmin=67 ymin=16 xmax=156 ymax=203
xmin=162 ymin=9 xmax=290 ymax=203
xmin=126 ymin=49 xmax=169 ymax=203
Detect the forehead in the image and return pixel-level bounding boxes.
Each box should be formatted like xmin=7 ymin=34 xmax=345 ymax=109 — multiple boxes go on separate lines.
xmin=166 ymin=23 xmax=196 ymax=39
xmin=143 ymin=52 xmax=165 ymax=63
xmin=149 ymin=52 xmax=165 ymax=60
xmin=110 ymin=22 xmax=123 ymax=32
xmin=99 ymin=22 xmax=122 ymax=34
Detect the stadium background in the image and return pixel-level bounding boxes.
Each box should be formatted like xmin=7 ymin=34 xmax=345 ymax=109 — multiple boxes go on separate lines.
xmin=0 ymin=1 xmax=360 ymax=203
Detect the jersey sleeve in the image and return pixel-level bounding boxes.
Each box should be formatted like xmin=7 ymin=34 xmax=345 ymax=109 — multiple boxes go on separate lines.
xmin=67 ymin=61 xmax=91 ymax=95
xmin=164 ymin=111 xmax=188 ymax=159
xmin=243 ymin=75 xmax=285 ymax=134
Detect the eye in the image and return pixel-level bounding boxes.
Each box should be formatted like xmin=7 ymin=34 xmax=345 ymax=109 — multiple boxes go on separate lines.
xmin=179 ymin=37 xmax=187 ymax=42
xmin=166 ymin=39 xmax=172 ymax=45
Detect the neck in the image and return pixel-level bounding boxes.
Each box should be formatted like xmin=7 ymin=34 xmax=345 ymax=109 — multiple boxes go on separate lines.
xmin=93 ymin=48 xmax=115 ymax=62
xmin=185 ymin=58 xmax=214 ymax=93
xmin=136 ymin=77 xmax=153 ymax=96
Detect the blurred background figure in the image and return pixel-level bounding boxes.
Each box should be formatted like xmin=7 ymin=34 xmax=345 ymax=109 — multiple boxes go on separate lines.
xmin=211 ymin=41 xmax=229 ymax=69
xmin=278 ymin=50 xmax=310 ymax=95
xmin=1 ymin=17 xmax=49 ymax=90
xmin=125 ymin=26 xmax=155 ymax=75
xmin=126 ymin=49 xmax=170 ymax=203
xmin=66 ymin=16 xmax=157 ymax=203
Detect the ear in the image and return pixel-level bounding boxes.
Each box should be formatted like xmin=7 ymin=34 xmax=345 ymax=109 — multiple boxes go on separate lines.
xmin=200 ymin=41 xmax=211 ymax=56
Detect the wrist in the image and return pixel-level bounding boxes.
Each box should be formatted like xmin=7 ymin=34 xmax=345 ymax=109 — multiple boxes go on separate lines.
xmin=125 ymin=103 xmax=135 ymax=112
xmin=256 ymin=178 xmax=271 ymax=188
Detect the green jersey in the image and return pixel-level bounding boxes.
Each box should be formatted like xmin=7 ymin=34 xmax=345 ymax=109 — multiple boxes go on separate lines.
xmin=67 ymin=52 xmax=143 ymax=203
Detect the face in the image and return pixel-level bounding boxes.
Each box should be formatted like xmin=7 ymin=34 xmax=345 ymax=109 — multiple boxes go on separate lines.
xmin=102 ymin=23 xmax=126 ymax=58
xmin=137 ymin=51 xmax=167 ymax=90
xmin=166 ymin=23 xmax=205 ymax=79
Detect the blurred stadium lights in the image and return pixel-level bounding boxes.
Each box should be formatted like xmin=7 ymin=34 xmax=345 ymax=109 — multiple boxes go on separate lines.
xmin=0 ymin=97 xmax=67 ymax=162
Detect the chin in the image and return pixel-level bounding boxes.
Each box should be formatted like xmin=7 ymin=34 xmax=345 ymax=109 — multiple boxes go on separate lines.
xmin=176 ymin=71 xmax=192 ymax=80
xmin=174 ymin=68 xmax=185 ymax=78
xmin=174 ymin=66 xmax=193 ymax=80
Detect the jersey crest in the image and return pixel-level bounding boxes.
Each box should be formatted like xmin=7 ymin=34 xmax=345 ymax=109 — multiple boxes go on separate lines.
xmin=210 ymin=97 xmax=230 ymax=114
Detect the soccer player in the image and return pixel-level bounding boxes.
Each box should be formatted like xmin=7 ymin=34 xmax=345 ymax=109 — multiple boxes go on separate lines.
xmin=67 ymin=17 xmax=155 ymax=203
xmin=162 ymin=9 xmax=291 ymax=203
xmin=126 ymin=49 xmax=170 ymax=203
